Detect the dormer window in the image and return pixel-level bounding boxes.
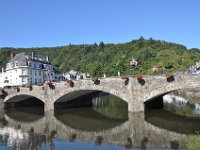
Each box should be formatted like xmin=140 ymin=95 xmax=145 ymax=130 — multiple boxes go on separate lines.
xmin=6 ymin=63 xmax=10 ymax=68
xmin=11 ymin=63 xmax=15 ymax=68
xmin=15 ymin=62 xmax=19 ymax=66
xmin=29 ymin=62 xmax=32 ymax=67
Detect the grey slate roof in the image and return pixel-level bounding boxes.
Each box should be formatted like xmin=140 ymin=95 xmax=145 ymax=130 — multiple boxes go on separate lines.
xmin=9 ymin=52 xmax=50 ymax=64
xmin=9 ymin=52 xmax=28 ymax=63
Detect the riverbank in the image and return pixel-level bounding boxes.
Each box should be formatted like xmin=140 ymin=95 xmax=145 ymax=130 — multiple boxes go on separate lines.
xmin=174 ymin=88 xmax=200 ymax=102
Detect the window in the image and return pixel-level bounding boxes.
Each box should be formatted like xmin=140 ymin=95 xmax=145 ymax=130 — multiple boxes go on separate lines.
xmin=16 ymin=62 xmax=19 ymax=66
xmin=11 ymin=63 xmax=15 ymax=68
xmin=29 ymin=62 xmax=32 ymax=67
xmin=34 ymin=63 xmax=37 ymax=68
xmin=39 ymin=64 xmax=42 ymax=69
xmin=39 ymin=71 xmax=41 ymax=76
xmin=22 ymin=70 xmax=26 ymax=75
xmin=30 ymin=70 xmax=32 ymax=75
xmin=35 ymin=71 xmax=37 ymax=76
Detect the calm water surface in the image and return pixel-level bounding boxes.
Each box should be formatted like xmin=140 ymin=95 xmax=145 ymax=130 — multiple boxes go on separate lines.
xmin=0 ymin=93 xmax=200 ymax=150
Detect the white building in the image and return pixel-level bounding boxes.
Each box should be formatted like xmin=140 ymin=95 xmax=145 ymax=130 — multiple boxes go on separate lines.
xmin=63 ymin=70 xmax=83 ymax=80
xmin=0 ymin=68 xmax=7 ymax=88
xmin=188 ymin=60 xmax=200 ymax=74
xmin=0 ymin=52 xmax=63 ymax=87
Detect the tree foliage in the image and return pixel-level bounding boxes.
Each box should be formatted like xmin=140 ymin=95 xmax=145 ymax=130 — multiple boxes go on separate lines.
xmin=0 ymin=38 xmax=200 ymax=76
xmin=187 ymin=134 xmax=200 ymax=150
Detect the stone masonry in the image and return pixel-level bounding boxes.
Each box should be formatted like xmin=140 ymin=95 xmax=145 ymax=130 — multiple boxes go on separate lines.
xmin=2 ymin=74 xmax=200 ymax=113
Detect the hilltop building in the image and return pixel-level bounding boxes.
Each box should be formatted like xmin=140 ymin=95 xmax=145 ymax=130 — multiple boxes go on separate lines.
xmin=0 ymin=52 xmax=63 ymax=87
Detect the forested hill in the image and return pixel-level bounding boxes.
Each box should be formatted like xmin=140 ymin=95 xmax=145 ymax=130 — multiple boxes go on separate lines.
xmin=0 ymin=38 xmax=200 ymax=76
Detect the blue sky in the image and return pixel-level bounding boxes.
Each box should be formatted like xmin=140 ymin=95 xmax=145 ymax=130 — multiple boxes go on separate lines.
xmin=0 ymin=0 xmax=200 ymax=48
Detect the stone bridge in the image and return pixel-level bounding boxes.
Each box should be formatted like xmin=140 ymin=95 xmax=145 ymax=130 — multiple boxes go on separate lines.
xmin=2 ymin=74 xmax=200 ymax=112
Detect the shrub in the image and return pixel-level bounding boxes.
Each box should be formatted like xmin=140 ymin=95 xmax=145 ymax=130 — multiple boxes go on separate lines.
xmin=187 ymin=134 xmax=200 ymax=150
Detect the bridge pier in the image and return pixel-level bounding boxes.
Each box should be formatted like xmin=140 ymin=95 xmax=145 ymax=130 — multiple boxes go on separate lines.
xmin=0 ymin=99 xmax=4 ymax=110
xmin=44 ymin=102 xmax=54 ymax=112
xmin=128 ymin=101 xmax=144 ymax=113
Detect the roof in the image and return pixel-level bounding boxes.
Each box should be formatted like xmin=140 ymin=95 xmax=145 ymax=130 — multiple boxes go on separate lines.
xmin=9 ymin=52 xmax=28 ymax=63
xmin=9 ymin=52 xmax=50 ymax=64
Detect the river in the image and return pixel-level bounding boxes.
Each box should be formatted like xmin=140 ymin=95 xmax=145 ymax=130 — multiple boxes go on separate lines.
xmin=1 ymin=92 xmax=200 ymax=149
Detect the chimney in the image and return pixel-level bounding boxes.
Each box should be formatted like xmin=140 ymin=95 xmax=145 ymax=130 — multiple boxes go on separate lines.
xmin=46 ymin=56 xmax=49 ymax=62
xmin=32 ymin=51 xmax=35 ymax=59
xmin=10 ymin=52 xmax=16 ymax=59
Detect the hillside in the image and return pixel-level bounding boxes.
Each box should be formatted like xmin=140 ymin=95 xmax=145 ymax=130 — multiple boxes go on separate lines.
xmin=0 ymin=38 xmax=200 ymax=76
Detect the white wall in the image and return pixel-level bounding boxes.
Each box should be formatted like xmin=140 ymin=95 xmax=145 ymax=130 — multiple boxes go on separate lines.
xmin=0 ymin=68 xmax=8 ymax=87
xmin=3 ymin=58 xmax=62 ymax=86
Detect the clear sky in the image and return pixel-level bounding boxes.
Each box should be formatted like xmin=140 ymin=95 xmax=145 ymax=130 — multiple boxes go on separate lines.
xmin=0 ymin=0 xmax=200 ymax=49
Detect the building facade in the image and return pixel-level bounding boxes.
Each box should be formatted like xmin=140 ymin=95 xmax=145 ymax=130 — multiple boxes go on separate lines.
xmin=0 ymin=52 xmax=63 ymax=87
xmin=187 ymin=61 xmax=200 ymax=74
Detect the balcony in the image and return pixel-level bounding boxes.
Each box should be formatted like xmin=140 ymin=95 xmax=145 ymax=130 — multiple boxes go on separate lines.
xmin=19 ymin=75 xmax=28 ymax=78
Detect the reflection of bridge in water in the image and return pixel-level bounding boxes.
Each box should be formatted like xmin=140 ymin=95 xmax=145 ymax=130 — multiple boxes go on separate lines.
xmin=2 ymin=109 xmax=190 ymax=149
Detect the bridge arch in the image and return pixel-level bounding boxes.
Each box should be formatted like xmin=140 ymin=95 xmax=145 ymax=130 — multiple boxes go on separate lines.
xmin=3 ymin=86 xmax=46 ymax=104
xmin=139 ymin=78 xmax=200 ymax=111
xmin=53 ymin=88 xmax=130 ymax=110
xmin=4 ymin=94 xmax=45 ymax=104
xmin=140 ymin=78 xmax=199 ymax=103
xmin=4 ymin=94 xmax=45 ymax=103
xmin=54 ymin=89 xmax=129 ymax=103
xmin=55 ymin=90 xmax=101 ymax=103
xmin=128 ymin=75 xmax=200 ymax=112
xmin=51 ymin=80 xmax=131 ymax=104
xmin=4 ymin=94 xmax=45 ymax=110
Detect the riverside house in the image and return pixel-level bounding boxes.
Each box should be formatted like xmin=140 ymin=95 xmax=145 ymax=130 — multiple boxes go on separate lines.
xmin=0 ymin=52 xmax=63 ymax=88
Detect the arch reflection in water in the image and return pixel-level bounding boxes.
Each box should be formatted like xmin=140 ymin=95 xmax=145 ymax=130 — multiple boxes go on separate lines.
xmin=145 ymin=109 xmax=200 ymax=135
xmin=55 ymin=108 xmax=127 ymax=132
xmin=5 ymin=107 xmax=44 ymax=122
xmin=164 ymin=93 xmax=200 ymax=118
xmin=92 ymin=92 xmax=128 ymax=120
